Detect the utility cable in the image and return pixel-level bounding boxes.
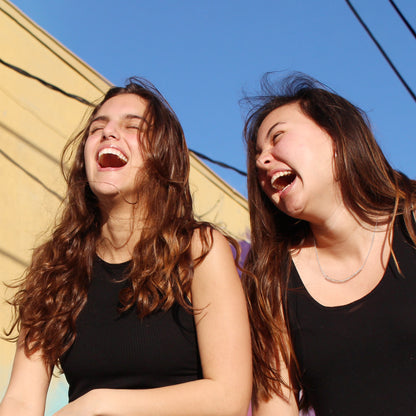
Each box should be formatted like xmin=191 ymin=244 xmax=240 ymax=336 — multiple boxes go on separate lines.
xmin=388 ymin=0 xmax=416 ymax=40
xmin=344 ymin=0 xmax=416 ymax=104
xmin=190 ymin=149 xmax=247 ymax=176
xmin=0 ymin=4 xmax=108 ymax=93
xmin=0 ymin=57 xmax=94 ymax=106
xmin=0 ymin=148 xmax=63 ymax=201
xmin=1 ymin=58 xmax=247 ymax=177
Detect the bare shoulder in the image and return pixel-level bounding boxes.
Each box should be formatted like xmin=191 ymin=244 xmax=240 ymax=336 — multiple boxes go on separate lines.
xmin=190 ymin=227 xmax=243 ymax=307
xmin=190 ymin=227 xmax=238 ymax=284
xmin=190 ymin=226 xmax=233 ymax=260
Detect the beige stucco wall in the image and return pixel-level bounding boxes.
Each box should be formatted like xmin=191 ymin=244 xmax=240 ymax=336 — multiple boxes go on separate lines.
xmin=0 ymin=0 xmax=249 ymax=413
xmin=0 ymin=1 xmax=111 ymax=412
xmin=190 ymin=155 xmax=249 ymax=240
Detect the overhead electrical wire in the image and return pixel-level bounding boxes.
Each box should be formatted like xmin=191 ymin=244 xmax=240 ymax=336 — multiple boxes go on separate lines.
xmin=388 ymin=0 xmax=416 ymax=40
xmin=0 ymin=57 xmax=94 ymax=106
xmin=191 ymin=149 xmax=247 ymax=176
xmin=0 ymin=57 xmax=247 ymax=177
xmin=0 ymin=148 xmax=62 ymax=201
xmin=344 ymin=0 xmax=416 ymax=104
xmin=0 ymin=4 xmax=106 ymax=93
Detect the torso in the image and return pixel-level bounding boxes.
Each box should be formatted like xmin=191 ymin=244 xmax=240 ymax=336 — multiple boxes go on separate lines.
xmin=292 ymin=222 xmax=391 ymax=307
xmin=286 ymin=216 xmax=416 ymax=415
xmin=60 ymin=256 xmax=202 ymax=402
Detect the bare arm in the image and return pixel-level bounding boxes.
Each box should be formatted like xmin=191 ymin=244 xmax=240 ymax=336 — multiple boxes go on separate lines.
xmin=0 ymin=337 xmax=52 ymax=416
xmin=252 ymin=356 xmax=298 ymax=416
xmin=53 ymin=229 xmax=252 ymax=416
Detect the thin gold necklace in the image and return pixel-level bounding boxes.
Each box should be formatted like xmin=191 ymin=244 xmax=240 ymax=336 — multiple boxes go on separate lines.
xmin=313 ymin=223 xmax=377 ymax=284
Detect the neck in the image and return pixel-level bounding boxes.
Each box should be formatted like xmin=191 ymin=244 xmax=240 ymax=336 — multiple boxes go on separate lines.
xmin=311 ymin=211 xmax=360 ymax=245
xmin=308 ymin=206 xmax=378 ymax=256
xmin=97 ymin=201 xmax=144 ymax=264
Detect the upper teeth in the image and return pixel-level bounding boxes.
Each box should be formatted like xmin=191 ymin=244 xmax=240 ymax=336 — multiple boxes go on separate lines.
xmin=271 ymin=171 xmax=292 ymax=189
xmin=98 ymin=148 xmax=128 ymax=163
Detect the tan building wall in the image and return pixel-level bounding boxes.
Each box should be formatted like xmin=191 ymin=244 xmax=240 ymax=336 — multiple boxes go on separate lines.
xmin=0 ymin=0 xmax=249 ymax=413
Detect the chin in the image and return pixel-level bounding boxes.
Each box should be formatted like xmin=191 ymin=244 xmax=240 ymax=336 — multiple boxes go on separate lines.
xmin=90 ymin=183 xmax=123 ymax=198
xmin=277 ymin=201 xmax=305 ymax=221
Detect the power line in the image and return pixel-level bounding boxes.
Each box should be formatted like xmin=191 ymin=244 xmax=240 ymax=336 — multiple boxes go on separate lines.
xmin=0 ymin=148 xmax=63 ymax=201
xmin=0 ymin=5 xmax=106 ymax=93
xmin=190 ymin=149 xmax=247 ymax=176
xmin=0 ymin=57 xmax=94 ymax=106
xmin=388 ymin=0 xmax=416 ymax=40
xmin=344 ymin=0 xmax=416 ymax=104
xmin=0 ymin=58 xmax=247 ymax=177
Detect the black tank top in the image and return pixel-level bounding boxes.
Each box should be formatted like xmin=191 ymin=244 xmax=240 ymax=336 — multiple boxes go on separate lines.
xmin=60 ymin=256 xmax=202 ymax=402
xmin=287 ymin=217 xmax=416 ymax=415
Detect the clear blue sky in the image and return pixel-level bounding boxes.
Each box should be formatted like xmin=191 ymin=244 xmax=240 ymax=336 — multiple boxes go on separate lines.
xmin=10 ymin=0 xmax=416 ymax=197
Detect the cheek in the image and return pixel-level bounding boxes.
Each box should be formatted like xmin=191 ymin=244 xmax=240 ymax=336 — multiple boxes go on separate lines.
xmin=83 ymin=141 xmax=95 ymax=177
xmin=83 ymin=137 xmax=93 ymax=158
xmin=128 ymin=135 xmax=145 ymax=165
xmin=256 ymin=170 xmax=269 ymax=192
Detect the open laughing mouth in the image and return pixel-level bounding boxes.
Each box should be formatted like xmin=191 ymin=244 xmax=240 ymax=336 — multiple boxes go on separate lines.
xmin=271 ymin=170 xmax=296 ymax=193
xmin=97 ymin=148 xmax=128 ymax=168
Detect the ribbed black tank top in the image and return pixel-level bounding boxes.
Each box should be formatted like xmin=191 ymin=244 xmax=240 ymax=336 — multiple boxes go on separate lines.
xmin=287 ymin=217 xmax=416 ymax=415
xmin=60 ymin=256 xmax=202 ymax=402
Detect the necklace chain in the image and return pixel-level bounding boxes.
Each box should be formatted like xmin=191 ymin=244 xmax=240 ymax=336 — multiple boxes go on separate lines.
xmin=313 ymin=223 xmax=378 ymax=284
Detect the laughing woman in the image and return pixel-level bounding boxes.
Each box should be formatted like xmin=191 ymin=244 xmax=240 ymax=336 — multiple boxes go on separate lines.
xmin=242 ymin=74 xmax=416 ymax=415
xmin=0 ymin=78 xmax=251 ymax=416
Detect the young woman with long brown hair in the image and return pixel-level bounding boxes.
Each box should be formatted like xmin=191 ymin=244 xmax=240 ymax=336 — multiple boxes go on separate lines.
xmin=0 ymin=78 xmax=251 ymax=416
xmin=242 ymin=73 xmax=416 ymax=415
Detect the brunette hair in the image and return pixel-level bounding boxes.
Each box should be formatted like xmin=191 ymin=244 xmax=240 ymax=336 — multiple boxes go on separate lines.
xmin=242 ymin=73 xmax=416 ymax=407
xmin=7 ymin=77 xmax=215 ymax=367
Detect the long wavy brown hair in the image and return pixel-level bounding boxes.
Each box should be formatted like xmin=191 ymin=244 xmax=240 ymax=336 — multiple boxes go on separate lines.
xmin=6 ymin=77 xmax=217 ymax=368
xmin=242 ymin=73 xmax=416 ymax=408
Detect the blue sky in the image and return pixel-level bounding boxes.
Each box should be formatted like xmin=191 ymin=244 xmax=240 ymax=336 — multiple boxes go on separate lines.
xmin=10 ymin=0 xmax=416 ymax=197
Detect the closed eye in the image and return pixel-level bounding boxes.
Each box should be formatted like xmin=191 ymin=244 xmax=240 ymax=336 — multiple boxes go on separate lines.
xmin=89 ymin=126 xmax=104 ymax=134
xmin=271 ymin=131 xmax=283 ymax=144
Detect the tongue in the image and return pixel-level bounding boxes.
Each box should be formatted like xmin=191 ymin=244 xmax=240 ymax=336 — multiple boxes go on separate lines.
xmin=275 ymin=173 xmax=296 ymax=191
xmin=98 ymin=153 xmax=127 ymax=168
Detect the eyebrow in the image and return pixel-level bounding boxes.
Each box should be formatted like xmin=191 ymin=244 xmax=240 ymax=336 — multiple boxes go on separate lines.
xmin=125 ymin=114 xmax=148 ymax=124
xmin=266 ymin=121 xmax=286 ymax=138
xmin=90 ymin=114 xmax=148 ymax=124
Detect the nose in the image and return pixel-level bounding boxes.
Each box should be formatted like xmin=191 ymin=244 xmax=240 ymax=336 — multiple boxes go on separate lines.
xmin=102 ymin=123 xmax=119 ymax=141
xmin=256 ymin=148 xmax=272 ymax=168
